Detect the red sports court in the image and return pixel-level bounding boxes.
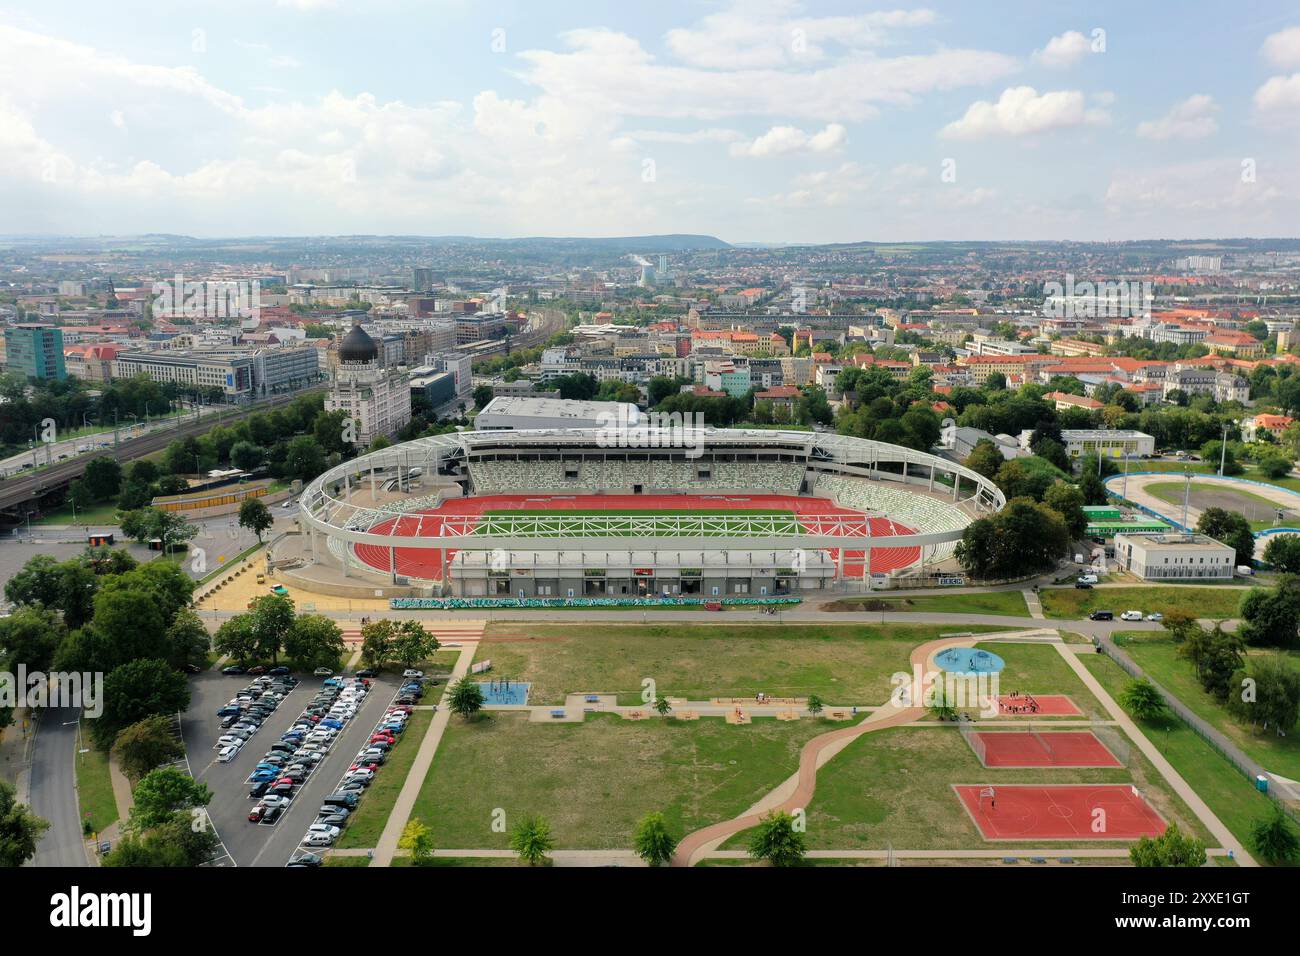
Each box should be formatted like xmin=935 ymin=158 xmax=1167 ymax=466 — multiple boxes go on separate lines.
xmin=954 ymin=784 xmax=1166 ymax=840
xmin=997 ymin=694 xmax=1082 ymax=716
xmin=971 ymin=730 xmax=1123 ymax=768
xmin=353 ymin=492 xmax=922 ymax=580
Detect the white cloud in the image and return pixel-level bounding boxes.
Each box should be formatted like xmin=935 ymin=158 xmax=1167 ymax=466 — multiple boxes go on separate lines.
xmin=1136 ymin=94 xmax=1218 ymax=141
xmin=517 ymin=27 xmax=1017 ymax=123
xmin=1262 ymin=26 xmax=1300 ymax=70
xmin=276 ymin=0 xmax=338 ymax=10
xmin=730 ymin=123 xmax=846 ymax=157
xmin=1032 ymin=31 xmax=1092 ymax=69
xmin=1105 ymin=158 xmax=1290 ymax=214
xmin=1254 ymin=72 xmax=1300 ymax=117
xmin=269 ymin=55 xmax=302 ymax=69
xmin=665 ymin=2 xmax=938 ymax=70
xmin=941 ymin=86 xmax=1109 ymax=139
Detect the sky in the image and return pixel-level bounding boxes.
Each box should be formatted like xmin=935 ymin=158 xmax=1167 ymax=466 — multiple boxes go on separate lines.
xmin=1 ymin=0 xmax=1299 ymax=244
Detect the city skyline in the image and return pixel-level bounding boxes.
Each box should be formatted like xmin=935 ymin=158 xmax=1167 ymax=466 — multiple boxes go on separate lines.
xmin=0 ymin=1 xmax=1299 ymax=242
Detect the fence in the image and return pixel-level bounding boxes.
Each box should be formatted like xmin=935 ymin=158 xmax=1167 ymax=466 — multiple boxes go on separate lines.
xmin=1097 ymin=637 xmax=1300 ymax=828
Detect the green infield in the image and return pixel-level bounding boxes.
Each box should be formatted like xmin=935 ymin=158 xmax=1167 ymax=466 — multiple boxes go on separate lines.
xmin=473 ymin=622 xmax=1003 ymax=706
xmin=411 ymin=711 xmax=831 ymax=850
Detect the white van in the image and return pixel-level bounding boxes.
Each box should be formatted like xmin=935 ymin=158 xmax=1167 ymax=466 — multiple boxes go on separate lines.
xmin=1077 ymin=573 xmax=1099 ymax=585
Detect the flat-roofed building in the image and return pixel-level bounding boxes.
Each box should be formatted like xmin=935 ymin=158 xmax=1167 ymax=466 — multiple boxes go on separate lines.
xmin=1113 ymin=531 xmax=1236 ymax=580
xmin=1059 ymin=429 xmax=1155 ymax=460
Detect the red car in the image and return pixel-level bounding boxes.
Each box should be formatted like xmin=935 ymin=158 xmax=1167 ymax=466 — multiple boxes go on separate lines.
xmin=248 ymin=805 xmax=267 ymax=823
xmin=370 ymin=733 xmax=396 ymax=744
xmin=387 ymin=705 xmax=413 ymax=715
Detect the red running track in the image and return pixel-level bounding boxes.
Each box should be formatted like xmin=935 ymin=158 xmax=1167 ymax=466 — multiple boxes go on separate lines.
xmin=954 ymin=784 xmax=1165 ymax=840
xmin=972 ymin=731 xmax=1123 ymax=768
xmin=352 ymin=492 xmax=921 ymax=581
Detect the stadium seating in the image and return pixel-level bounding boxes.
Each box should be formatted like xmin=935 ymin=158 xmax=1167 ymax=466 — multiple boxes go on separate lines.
xmin=469 ymin=458 xmax=804 ymax=495
xmin=814 ymin=474 xmax=971 ymax=560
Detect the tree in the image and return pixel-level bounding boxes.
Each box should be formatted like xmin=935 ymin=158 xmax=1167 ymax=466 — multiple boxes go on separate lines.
xmin=283 ymin=614 xmax=346 ymax=671
xmin=82 ymin=457 xmax=123 ymax=501
xmin=87 ymin=586 xmax=168 ymax=665
xmin=964 ymin=439 xmax=1004 ymax=480
xmin=1263 ymin=534 xmax=1300 ymax=574
xmin=633 ymin=812 xmax=678 ymax=866
xmin=1257 ymin=452 xmax=1292 ymax=480
xmin=1249 ymin=805 xmax=1300 ymax=864
xmin=1195 ymin=508 xmax=1255 ymax=567
xmin=954 ymin=498 xmax=1070 ymax=580
xmin=1130 ymin=823 xmax=1207 ymax=867
xmin=229 ymin=440 xmax=265 ymax=471
xmin=1177 ymin=624 xmax=1242 ymax=702
xmin=447 ymin=676 xmax=485 ymax=720
xmin=1043 ymin=481 xmax=1087 ymax=539
xmin=359 ymin=619 xmax=396 ymax=671
xmin=238 ymin=497 xmax=273 ymax=542
xmin=1237 ymin=576 xmax=1300 ymax=648
xmin=398 ymin=818 xmax=436 ymax=865
xmin=94 ymin=659 xmax=191 ymax=747
xmin=747 ymin=810 xmax=806 ymax=867
xmin=113 ymin=716 xmax=184 ymax=780
xmin=1201 ymin=440 xmax=1243 ymax=476
xmin=283 ymin=435 xmax=326 ymax=480
xmin=127 ymin=766 xmax=212 ymax=831
xmin=166 ymin=609 xmax=211 ymax=672
xmin=1227 ymin=656 xmax=1300 ymax=736
xmin=0 ymin=779 xmax=49 ymax=867
xmin=214 ymin=614 xmax=258 ymax=664
xmin=472 ymin=384 xmax=494 ymax=410
xmin=1120 ymin=678 xmax=1169 ymax=724
xmin=246 ymin=594 xmax=296 ymax=662
xmin=806 ymin=694 xmax=824 ymax=716
xmin=0 ymin=607 xmax=65 ymax=673
xmin=509 ymin=814 xmax=554 ymax=865
xmin=391 ymin=620 xmax=440 ymax=669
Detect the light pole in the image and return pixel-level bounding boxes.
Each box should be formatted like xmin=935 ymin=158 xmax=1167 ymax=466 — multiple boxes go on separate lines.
xmin=1218 ymin=419 xmax=1239 ymax=477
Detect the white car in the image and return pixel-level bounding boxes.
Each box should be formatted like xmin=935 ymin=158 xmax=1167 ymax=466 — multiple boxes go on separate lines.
xmin=218 ymin=744 xmax=242 ymax=763
xmin=217 ymin=735 xmax=245 ymax=748
xmin=1077 ymin=574 xmax=1099 ymax=585
xmin=1120 ymin=610 xmax=1143 ymax=622
xmin=343 ymin=769 xmax=374 ymax=784
xmin=1145 ymin=612 xmax=1164 ymax=622
xmin=402 ymin=669 xmax=424 ymax=679
xmin=301 ymin=829 xmax=338 ymax=847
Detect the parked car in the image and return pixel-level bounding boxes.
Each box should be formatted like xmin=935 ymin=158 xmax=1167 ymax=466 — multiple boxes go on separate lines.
xmin=1088 ymin=610 xmax=1115 ymax=621
xmin=221 ymin=665 xmax=247 ymax=675
xmin=287 ymin=852 xmax=323 ymax=867
xmin=1145 ymin=612 xmax=1164 ymax=622
xmin=1074 ymin=582 xmax=1093 ymax=590
xmin=356 ymin=669 xmax=377 ymax=678
xmin=314 ymin=667 xmax=334 ymax=677
xmin=402 ymin=669 xmax=424 ymax=679
xmin=248 ymin=665 xmax=268 ymax=675
xmin=218 ymin=744 xmax=241 ymax=763
xmin=1120 ymin=610 xmax=1143 ymax=622
xmin=269 ymin=666 xmax=291 ymax=676
xmin=318 ymin=812 xmax=350 ymax=828
xmin=1077 ymin=574 xmax=1099 ymax=585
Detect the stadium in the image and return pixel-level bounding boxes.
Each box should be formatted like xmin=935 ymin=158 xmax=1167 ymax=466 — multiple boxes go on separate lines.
xmin=286 ymin=427 xmax=1005 ymax=604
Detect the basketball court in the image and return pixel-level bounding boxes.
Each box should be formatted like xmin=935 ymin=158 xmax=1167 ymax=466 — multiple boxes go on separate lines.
xmin=953 ymin=784 xmax=1166 ymax=840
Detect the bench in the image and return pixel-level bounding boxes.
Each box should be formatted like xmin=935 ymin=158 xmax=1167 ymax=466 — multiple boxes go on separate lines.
xmin=549 ymin=710 xmax=565 ymax=719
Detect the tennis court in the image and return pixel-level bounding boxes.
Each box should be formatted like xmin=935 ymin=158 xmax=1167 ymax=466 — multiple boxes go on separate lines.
xmin=967 ymin=730 xmax=1124 ymax=768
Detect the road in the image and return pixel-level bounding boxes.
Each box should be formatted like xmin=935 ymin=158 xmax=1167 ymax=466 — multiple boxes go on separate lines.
xmin=0 ymin=390 xmax=321 ymax=513
xmin=27 ymin=707 xmax=88 ymax=867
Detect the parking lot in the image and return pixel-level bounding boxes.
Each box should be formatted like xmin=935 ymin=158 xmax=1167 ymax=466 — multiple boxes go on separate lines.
xmin=182 ymin=669 xmax=402 ymax=867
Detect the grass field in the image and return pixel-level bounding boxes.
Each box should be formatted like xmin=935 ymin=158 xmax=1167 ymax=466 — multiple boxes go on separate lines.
xmin=472 ymin=508 xmax=807 ymax=537
xmin=412 ymin=712 xmax=831 ymax=849
xmin=1112 ymin=631 xmax=1300 ymax=780
xmin=34 ymin=501 xmax=121 ymax=526
xmin=825 ymin=591 xmax=1029 ymax=616
xmin=727 ymin=722 xmax=1211 ymax=851
xmin=334 ymin=709 xmax=434 ymax=849
xmin=1081 ymin=652 xmax=1288 ymax=864
xmin=76 ymin=746 xmax=118 ymax=836
xmin=1040 ymin=586 xmax=1245 ymax=620
xmin=474 ymin=622 xmax=1002 ymax=706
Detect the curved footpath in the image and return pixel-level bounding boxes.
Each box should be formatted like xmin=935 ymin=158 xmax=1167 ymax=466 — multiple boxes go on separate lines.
xmin=670 ymin=632 xmax=987 ymax=867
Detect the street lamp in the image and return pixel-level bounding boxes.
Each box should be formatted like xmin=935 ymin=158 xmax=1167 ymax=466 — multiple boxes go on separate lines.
xmin=1218 ymin=419 xmax=1240 ymax=477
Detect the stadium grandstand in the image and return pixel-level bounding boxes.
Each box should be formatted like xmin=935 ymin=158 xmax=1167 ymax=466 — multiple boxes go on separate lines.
xmin=285 ymin=428 xmax=1004 ymax=601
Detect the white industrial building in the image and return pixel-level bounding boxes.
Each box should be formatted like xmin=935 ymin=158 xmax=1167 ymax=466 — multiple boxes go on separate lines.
xmin=1113 ymin=531 xmax=1236 ymax=580
xmin=475 ymin=396 xmax=640 ymax=431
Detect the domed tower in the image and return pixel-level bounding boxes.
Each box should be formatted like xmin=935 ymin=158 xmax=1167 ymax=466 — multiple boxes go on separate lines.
xmin=325 ymin=319 xmax=411 ymax=447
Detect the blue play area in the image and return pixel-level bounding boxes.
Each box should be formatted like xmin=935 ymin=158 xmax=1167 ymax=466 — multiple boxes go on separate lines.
xmin=934 ymin=647 xmax=1005 ymax=674
xmin=478 ymin=680 xmax=530 ymax=705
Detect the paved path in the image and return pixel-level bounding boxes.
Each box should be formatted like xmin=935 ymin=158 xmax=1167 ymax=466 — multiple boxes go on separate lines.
xmin=1050 ymin=641 xmax=1255 ymax=865
xmin=669 ymin=629 xmax=1046 ymax=866
xmin=1022 ymin=589 xmax=1045 ymax=619
xmin=370 ymin=628 xmax=483 ymax=866
xmin=26 ymin=707 xmax=89 ymax=867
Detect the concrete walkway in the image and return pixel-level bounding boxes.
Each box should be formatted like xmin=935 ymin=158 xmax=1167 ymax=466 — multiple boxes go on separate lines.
xmin=1050 ymin=641 xmax=1256 ymax=865
xmin=1022 ymin=589 xmax=1045 ymax=619
xmin=370 ymin=638 xmax=480 ymax=867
